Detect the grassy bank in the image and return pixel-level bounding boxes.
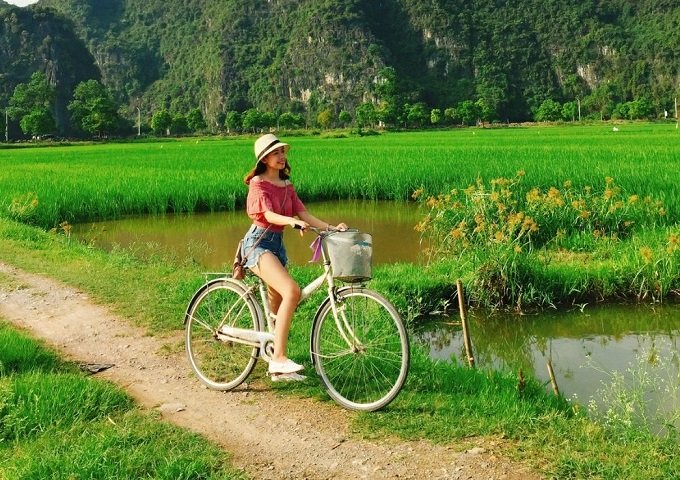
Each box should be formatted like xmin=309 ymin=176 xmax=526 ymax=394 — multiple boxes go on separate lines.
xmin=0 ymin=319 xmax=245 ymax=479
xmin=0 ymin=218 xmax=677 ymax=479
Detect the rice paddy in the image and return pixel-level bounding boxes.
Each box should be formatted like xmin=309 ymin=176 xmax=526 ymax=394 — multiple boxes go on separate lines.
xmin=1 ymin=123 xmax=679 ymax=230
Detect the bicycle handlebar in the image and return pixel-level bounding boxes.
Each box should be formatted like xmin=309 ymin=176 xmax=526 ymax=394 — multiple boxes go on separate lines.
xmin=293 ymin=225 xmax=354 ymax=235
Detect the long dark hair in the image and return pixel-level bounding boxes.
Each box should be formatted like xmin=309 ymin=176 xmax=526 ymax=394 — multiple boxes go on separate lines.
xmin=244 ymin=159 xmax=291 ymax=185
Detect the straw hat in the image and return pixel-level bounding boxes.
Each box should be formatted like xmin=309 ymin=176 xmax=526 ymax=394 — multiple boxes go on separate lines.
xmin=254 ymin=134 xmax=289 ymax=163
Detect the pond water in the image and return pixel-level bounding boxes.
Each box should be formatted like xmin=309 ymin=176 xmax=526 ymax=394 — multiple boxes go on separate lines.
xmin=72 ymin=200 xmax=425 ymax=268
xmin=73 ymin=200 xmax=679 ymax=428
xmin=414 ymin=303 xmax=680 ymax=431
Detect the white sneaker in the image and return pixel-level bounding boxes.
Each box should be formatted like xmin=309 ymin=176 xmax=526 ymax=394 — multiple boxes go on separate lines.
xmin=268 ymin=359 xmax=304 ymax=374
xmin=271 ymin=372 xmax=307 ymax=382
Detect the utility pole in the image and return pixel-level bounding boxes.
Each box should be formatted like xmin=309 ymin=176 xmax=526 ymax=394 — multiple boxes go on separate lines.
xmin=4 ymin=108 xmax=8 ymax=142
xmin=675 ymin=97 xmax=678 ymax=129
xmin=136 ymin=106 xmax=141 ymax=136
xmin=577 ymin=98 xmax=581 ymax=122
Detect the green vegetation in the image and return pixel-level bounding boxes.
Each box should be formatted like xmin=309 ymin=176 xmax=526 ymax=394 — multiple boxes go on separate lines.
xmin=414 ymin=173 xmax=679 ymax=308
xmin=0 ymin=125 xmax=678 ymax=477
xmin=1 ymin=1 xmax=678 ymax=135
xmin=0 ymin=215 xmax=676 ymax=479
xmin=1 ymin=125 xmax=679 ymax=308
xmin=0 ymin=320 xmax=245 ymax=479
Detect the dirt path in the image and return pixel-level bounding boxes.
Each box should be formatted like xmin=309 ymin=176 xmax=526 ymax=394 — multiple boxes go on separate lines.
xmin=0 ymin=262 xmax=541 ymax=479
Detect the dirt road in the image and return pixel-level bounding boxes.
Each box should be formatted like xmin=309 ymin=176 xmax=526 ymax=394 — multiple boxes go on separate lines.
xmin=0 ymin=262 xmax=540 ymax=479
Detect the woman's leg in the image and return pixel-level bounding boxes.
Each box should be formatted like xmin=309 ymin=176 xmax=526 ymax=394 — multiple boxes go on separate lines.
xmin=268 ymin=286 xmax=282 ymax=324
xmin=251 ymin=252 xmax=300 ymax=362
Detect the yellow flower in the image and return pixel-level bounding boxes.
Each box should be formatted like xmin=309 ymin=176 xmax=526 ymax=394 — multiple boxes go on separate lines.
xmin=628 ymin=195 xmax=639 ymax=204
xmin=411 ymin=188 xmax=424 ymax=200
xmin=451 ymin=228 xmax=464 ymax=239
xmin=640 ymin=246 xmax=653 ymax=264
xmin=605 ymin=176 xmax=614 ymax=185
xmin=514 ymin=245 xmax=522 ymax=253
xmin=563 ymin=180 xmax=572 ymax=189
xmin=516 ymin=170 xmax=525 ymax=177
xmin=526 ymin=188 xmax=541 ymax=203
xmin=667 ymin=233 xmax=679 ymax=254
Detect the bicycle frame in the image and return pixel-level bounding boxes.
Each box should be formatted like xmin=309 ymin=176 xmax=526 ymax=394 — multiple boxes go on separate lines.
xmin=253 ymin=231 xmax=362 ymax=350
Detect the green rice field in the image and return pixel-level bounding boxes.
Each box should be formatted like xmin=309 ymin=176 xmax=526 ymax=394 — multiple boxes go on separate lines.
xmin=1 ymin=123 xmax=679 ymax=230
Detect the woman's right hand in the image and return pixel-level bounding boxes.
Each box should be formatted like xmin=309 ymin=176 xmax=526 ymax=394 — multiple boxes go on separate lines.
xmin=290 ymin=219 xmax=310 ymax=233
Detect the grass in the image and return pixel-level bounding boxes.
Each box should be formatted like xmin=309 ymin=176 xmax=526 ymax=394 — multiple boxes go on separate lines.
xmin=1 ymin=124 xmax=679 ymax=229
xmin=0 ymin=216 xmax=677 ymax=479
xmin=0 ymin=321 xmax=246 ymax=479
xmin=0 ymin=124 xmax=679 ymax=477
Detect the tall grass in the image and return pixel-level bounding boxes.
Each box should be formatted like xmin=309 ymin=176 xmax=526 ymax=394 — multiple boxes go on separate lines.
xmin=412 ymin=171 xmax=680 ymax=307
xmin=1 ymin=124 xmax=679 ymax=229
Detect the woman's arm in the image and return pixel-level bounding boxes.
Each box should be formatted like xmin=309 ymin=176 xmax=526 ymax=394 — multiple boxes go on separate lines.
xmin=297 ymin=211 xmax=347 ymax=231
xmin=263 ymin=210 xmax=308 ymax=229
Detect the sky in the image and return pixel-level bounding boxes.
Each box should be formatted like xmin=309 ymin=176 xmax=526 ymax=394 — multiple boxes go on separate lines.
xmin=5 ymin=1 xmax=40 ymax=6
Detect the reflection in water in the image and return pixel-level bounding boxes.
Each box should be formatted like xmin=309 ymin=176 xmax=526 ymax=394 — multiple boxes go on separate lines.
xmin=72 ymin=200 xmax=427 ymax=268
xmin=415 ymin=303 xmax=680 ymax=430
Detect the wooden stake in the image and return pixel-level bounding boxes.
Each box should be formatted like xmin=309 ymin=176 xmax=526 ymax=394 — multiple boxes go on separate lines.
xmin=456 ymin=280 xmax=475 ymax=368
xmin=546 ymin=360 xmax=560 ymax=396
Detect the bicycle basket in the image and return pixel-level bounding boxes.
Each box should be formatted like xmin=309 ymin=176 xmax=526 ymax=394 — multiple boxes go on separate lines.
xmin=322 ymin=230 xmax=372 ymax=282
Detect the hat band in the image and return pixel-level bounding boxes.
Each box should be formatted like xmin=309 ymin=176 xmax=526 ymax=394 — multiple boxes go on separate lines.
xmin=257 ymin=139 xmax=282 ymax=161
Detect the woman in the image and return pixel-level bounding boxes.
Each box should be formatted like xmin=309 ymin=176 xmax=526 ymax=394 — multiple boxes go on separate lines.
xmin=242 ymin=133 xmax=347 ymax=381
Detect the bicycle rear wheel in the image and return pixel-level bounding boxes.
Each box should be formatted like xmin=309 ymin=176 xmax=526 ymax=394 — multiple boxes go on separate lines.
xmin=185 ymin=278 xmax=262 ymax=390
xmin=311 ymin=287 xmax=409 ymax=411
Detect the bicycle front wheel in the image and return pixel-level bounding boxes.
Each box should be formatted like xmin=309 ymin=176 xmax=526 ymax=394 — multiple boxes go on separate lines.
xmin=311 ymin=287 xmax=409 ymax=411
xmin=185 ymin=278 xmax=262 ymax=391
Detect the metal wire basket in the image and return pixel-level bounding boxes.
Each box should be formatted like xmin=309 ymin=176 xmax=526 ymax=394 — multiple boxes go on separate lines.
xmin=322 ymin=230 xmax=372 ymax=283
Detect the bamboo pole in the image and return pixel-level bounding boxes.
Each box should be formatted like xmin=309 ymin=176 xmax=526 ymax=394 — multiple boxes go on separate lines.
xmin=546 ymin=360 xmax=560 ymax=396
xmin=456 ymin=280 xmax=475 ymax=368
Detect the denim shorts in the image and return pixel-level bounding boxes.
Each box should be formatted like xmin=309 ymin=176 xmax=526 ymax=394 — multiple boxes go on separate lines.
xmin=241 ymin=225 xmax=288 ymax=269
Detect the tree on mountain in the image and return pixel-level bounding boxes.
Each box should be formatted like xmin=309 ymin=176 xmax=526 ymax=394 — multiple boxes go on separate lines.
xmin=171 ymin=113 xmax=188 ymax=134
xmin=338 ymin=110 xmax=351 ymax=127
xmin=151 ymin=109 xmax=172 ymax=136
xmin=68 ymin=80 xmax=120 ymax=138
xmin=317 ymin=108 xmax=333 ymax=129
xmin=8 ymin=72 xmax=56 ymax=137
xmin=224 ymin=111 xmax=242 ymax=133
xmin=535 ymin=99 xmax=562 ymax=122
xmin=186 ymin=108 xmax=207 ymax=132
xmin=404 ymin=102 xmax=428 ymax=127
xmin=242 ymin=109 xmax=263 ymax=132
xmin=457 ymin=100 xmax=479 ymax=126
xmin=355 ymin=102 xmax=376 ymax=128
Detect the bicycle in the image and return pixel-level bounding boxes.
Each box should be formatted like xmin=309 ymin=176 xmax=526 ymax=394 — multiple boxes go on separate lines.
xmin=184 ymin=227 xmax=410 ymax=411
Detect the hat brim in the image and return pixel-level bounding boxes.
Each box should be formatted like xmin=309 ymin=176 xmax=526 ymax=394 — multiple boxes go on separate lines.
xmin=257 ymin=141 xmax=289 ymax=163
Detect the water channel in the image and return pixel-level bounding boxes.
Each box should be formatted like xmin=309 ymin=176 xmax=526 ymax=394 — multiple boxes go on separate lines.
xmin=73 ymin=200 xmax=679 ymax=428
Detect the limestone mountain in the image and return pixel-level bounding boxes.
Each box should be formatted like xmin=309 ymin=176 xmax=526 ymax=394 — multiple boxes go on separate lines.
xmin=1 ymin=0 xmax=678 ymax=132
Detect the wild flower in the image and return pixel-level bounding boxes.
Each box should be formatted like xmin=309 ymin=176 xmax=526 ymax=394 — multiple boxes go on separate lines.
xmin=415 ymin=173 xmax=672 ymax=307
xmin=8 ymin=192 xmax=40 ymax=222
